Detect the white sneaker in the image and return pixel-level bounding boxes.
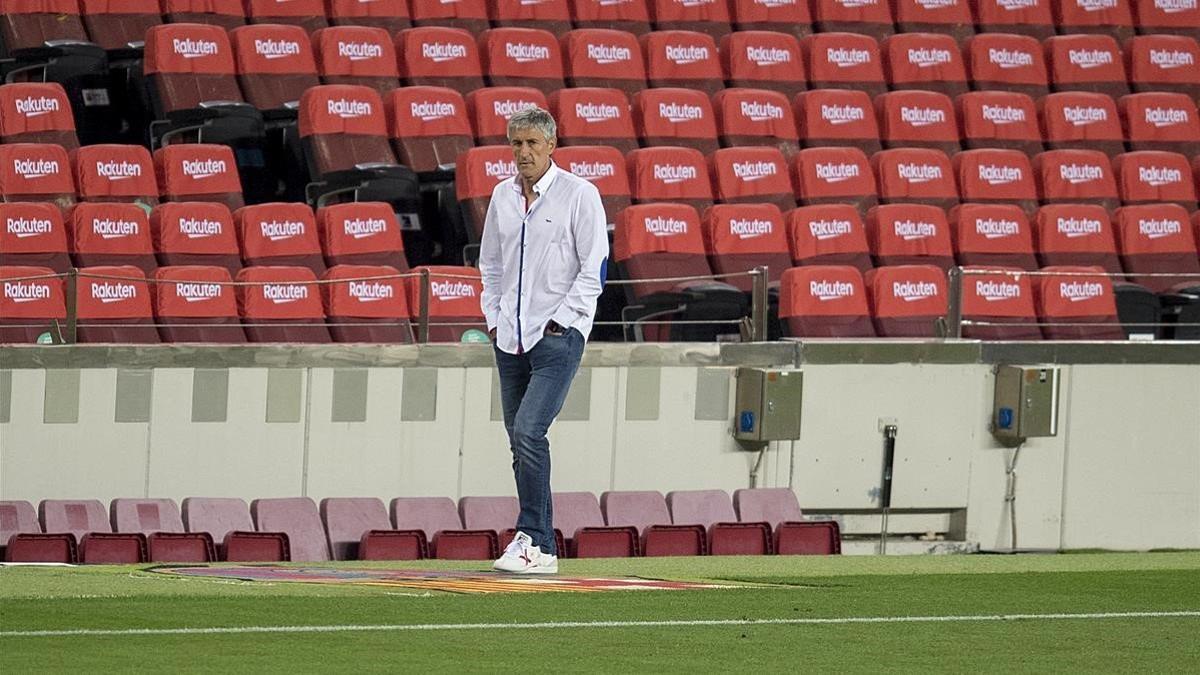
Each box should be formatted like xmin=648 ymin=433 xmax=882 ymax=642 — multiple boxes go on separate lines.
xmin=493 ymin=531 xmax=558 ymax=574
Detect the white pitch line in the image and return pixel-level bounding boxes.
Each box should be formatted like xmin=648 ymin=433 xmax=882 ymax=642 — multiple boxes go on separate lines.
xmin=2 ymin=611 xmax=1198 ymax=638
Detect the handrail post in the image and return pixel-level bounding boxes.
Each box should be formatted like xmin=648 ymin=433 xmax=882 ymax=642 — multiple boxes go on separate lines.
xmin=751 ymin=266 xmax=769 ymax=342
xmin=946 ymin=266 xmax=963 ymax=339
xmin=64 ymin=268 xmax=78 ymax=344
xmin=418 ymin=268 xmax=430 ymax=344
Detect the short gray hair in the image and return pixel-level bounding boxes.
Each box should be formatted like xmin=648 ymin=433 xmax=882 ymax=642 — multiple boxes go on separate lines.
xmin=507 ymin=106 xmax=557 ymax=143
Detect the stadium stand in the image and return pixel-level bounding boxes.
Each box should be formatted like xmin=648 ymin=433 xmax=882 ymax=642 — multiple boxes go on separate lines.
xmin=403 ymin=265 xmax=486 ymax=342
xmin=701 ymin=202 xmax=791 ymax=291
xmin=151 ymin=202 xmax=242 ymax=276
xmin=708 ymin=147 xmax=796 ymax=210
xmin=949 ymin=203 xmax=1039 ymax=271
xmin=251 ymin=497 xmax=332 ymax=562
xmin=720 ymin=31 xmax=807 ymax=99
xmin=489 ymin=0 xmax=573 ymax=33
xmin=387 ymin=86 xmax=473 ymax=174
xmin=1038 ymin=91 xmax=1126 ymax=158
xmin=871 ymin=147 xmax=959 ymax=210
xmin=601 ymin=490 xmax=708 ymax=556
xmin=478 ymin=28 xmax=565 ymax=95
xmin=954 ymin=91 xmax=1044 ymax=155
xmin=181 ymin=497 xmax=290 ymax=562
xmin=555 ymin=145 xmax=632 ymax=232
xmin=75 ymin=265 xmax=160 ymax=343
xmin=0 ymin=82 xmax=79 ymax=150
xmin=893 ymin=0 xmax=975 ymax=47
xmin=311 ymin=26 xmax=401 ymax=98
xmin=161 ymin=0 xmax=246 ymax=31
xmin=550 ymin=88 xmax=639 ymax=154
xmin=395 ymin=27 xmax=486 ymax=96
xmin=552 ymin=492 xmax=640 ymax=558
xmin=863 ymin=264 xmax=947 ymax=337
xmin=1119 ymin=93 xmax=1200 ymax=157
xmin=1044 ymin=34 xmax=1129 ymax=99
xmin=40 ymin=498 xmax=147 ymax=564
xmin=641 ymin=30 xmax=726 ymax=96
xmin=321 ymin=264 xmax=414 ymax=343
xmin=957 ymin=266 xmax=1043 ymax=339
xmin=327 ymin=0 xmax=412 ymax=33
xmin=785 ymin=203 xmax=874 ymax=273
xmin=810 ymin=0 xmax=894 ymax=39
xmin=875 ymin=90 xmax=960 ymax=154
xmin=466 ymin=86 xmax=549 ymax=146
xmin=789 ymin=146 xmax=878 ymax=214
xmin=0 ymin=143 xmax=76 ymax=212
xmin=733 ymin=487 xmax=840 ymax=555
xmin=778 ymin=264 xmax=874 ymax=337
xmin=243 ymin=0 xmax=328 ymax=35
xmin=1033 ymin=149 xmax=1120 ymax=211
xmin=627 ymin=146 xmax=715 ymax=214
xmin=320 ymin=497 xmax=422 ymax=561
xmin=110 ymin=498 xmax=217 ymax=564
xmin=666 ymin=490 xmax=771 ymax=556
xmin=1034 ymin=266 xmax=1127 ymax=340
xmin=1051 ymin=0 xmax=1135 ymax=44
xmin=561 ymin=29 xmax=648 ymax=99
xmin=632 ymin=87 xmax=719 ymax=153
xmin=1124 ymin=35 xmax=1200 ymax=101
xmin=0 ymin=265 xmax=65 ymax=343
xmin=72 ymin=144 xmax=158 ymax=212
xmin=390 ymin=496 xmax=498 ymax=560
xmin=712 ymin=88 xmax=801 ymax=158
xmin=153 ymin=265 xmax=248 ymax=343
xmin=953 ymin=148 xmax=1040 ymax=217
xmin=68 ymin=202 xmax=157 ymax=275
xmin=965 ymin=33 xmax=1049 ymax=100
xmin=1113 ymin=151 xmax=1198 ymax=210
xmin=153 ymin=144 xmax=245 ymax=211
xmin=0 ymin=202 xmax=71 ymax=273
xmin=408 ymin=0 xmax=490 ymax=33
xmin=234 ymin=265 xmax=332 ymax=343
xmin=866 ymin=203 xmax=955 ymax=271
xmin=881 ymin=32 xmax=970 ymax=98
xmin=793 ymin=88 xmax=881 ymax=155
xmin=801 ymin=32 xmax=887 ymax=98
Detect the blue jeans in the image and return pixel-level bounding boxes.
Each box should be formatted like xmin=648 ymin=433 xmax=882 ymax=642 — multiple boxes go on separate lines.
xmin=493 ymin=328 xmax=585 ymax=556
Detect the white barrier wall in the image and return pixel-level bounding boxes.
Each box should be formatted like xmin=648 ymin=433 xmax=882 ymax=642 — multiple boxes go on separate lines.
xmin=1 ymin=342 xmax=1197 ymax=550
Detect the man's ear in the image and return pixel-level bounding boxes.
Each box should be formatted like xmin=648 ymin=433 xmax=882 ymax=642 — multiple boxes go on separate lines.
xmin=548 ymin=137 xmax=558 ymax=153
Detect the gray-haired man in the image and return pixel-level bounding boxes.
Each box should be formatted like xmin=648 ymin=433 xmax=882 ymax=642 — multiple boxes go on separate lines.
xmin=479 ymin=107 xmax=609 ymax=573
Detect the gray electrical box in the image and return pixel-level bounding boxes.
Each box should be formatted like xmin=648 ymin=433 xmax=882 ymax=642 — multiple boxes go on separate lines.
xmin=734 ymin=368 xmax=802 ymax=442
xmin=992 ymin=365 xmax=1061 ymax=442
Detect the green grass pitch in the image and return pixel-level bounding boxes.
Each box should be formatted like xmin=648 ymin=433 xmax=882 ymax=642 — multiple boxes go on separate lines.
xmin=2 ymin=552 xmax=1199 ymax=673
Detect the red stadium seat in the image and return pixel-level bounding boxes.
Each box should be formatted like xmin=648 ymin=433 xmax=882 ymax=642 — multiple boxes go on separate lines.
xmin=647 ymin=0 xmax=732 ymax=40
xmin=142 ymin=23 xmax=255 ymax=132
xmin=68 ymin=202 xmax=156 ymax=276
xmin=72 ymin=144 xmax=158 ymax=211
xmin=455 ymin=145 xmax=515 ymax=240
xmin=793 ymin=89 xmax=882 ymax=155
xmin=321 ymin=497 xmax=421 ymax=561
xmin=162 ymin=0 xmax=246 ymax=31
xmin=1051 ymin=0 xmax=1134 ymax=44
xmin=317 ymin=202 xmax=408 ymax=270
xmin=1034 ymin=204 xmax=1125 ymax=274
xmin=811 ymin=0 xmax=895 ymax=40
xmin=733 ymin=488 xmax=840 ymax=555
xmin=154 ymin=265 xmax=247 ymax=343
xmin=466 ymin=86 xmax=549 ymax=146
xmin=235 ymin=202 xmax=325 ymax=276
xmin=786 ymin=203 xmax=873 ymax=273
xmin=875 ymin=90 xmax=959 ymax=154
xmin=632 ymin=87 xmax=719 ymax=154
xmin=779 ymin=264 xmax=875 ymax=337
xmin=151 ymin=202 xmax=242 ymax=277
xmin=702 ymin=202 xmax=791 ymax=290
xmin=550 ymin=88 xmax=638 ymax=154
xmin=0 ymin=0 xmax=88 ymax=52
xmin=321 ymin=264 xmax=413 ymax=343
xmin=569 ymin=0 xmax=652 ymax=34
xmin=298 ymin=84 xmax=399 ymax=179
xmin=801 ymin=32 xmax=887 ymax=99
xmin=182 ymin=496 xmax=289 ymax=562
xmin=600 ymin=490 xmax=707 ymax=557
xmin=712 ymin=88 xmax=800 ymax=158
xmin=871 ymin=147 xmax=958 ymax=210
xmin=867 ymin=202 xmax=955 ymax=271
xmin=75 ymin=265 xmax=160 ymax=343
xmin=395 ymin=27 xmax=486 ymax=96
xmin=478 ymin=28 xmax=565 ymax=95
xmin=1113 ymin=150 xmax=1197 ymax=210
xmin=641 ymin=30 xmax=725 ymax=96
xmin=864 ymin=263 xmax=946 ymax=337
xmin=0 ymin=265 xmax=64 ymax=343
xmin=1124 ymin=35 xmax=1200 ymax=102
xmin=955 ymin=91 xmax=1043 ymax=155
xmin=1034 ymin=265 xmax=1126 ymax=339
xmin=235 ymin=265 xmax=332 ymax=342
xmin=954 ymin=148 xmax=1040 ymax=217
xmin=708 ymin=147 xmax=796 ymax=210
xmin=404 ymin=265 xmax=487 ymax=342
xmin=327 ymin=0 xmax=412 ymax=33
xmin=965 ymin=33 xmax=1049 ymax=99
xmin=408 ymin=0 xmax=490 ymax=33
xmin=1044 ymin=34 xmax=1129 ymax=99
xmin=561 ymin=29 xmax=648 ymax=99
xmin=881 ymin=33 xmax=969 ymax=98
xmin=893 ymin=0 xmax=975 ymax=47
xmin=154 ymin=144 xmax=245 ymax=211
xmin=971 ymin=0 xmax=1055 ymax=41
xmin=79 ymin=0 xmax=161 ymax=49
xmin=230 ymin=24 xmax=321 ymax=111
xmin=1131 ymin=0 xmax=1200 ymax=38
xmin=1038 ymin=91 xmax=1126 ymax=158
xmin=1113 ymin=203 xmax=1200 ymax=292
xmin=311 ymin=26 xmax=400 ymax=98
xmin=0 ymin=82 xmax=78 ymax=150
xmin=729 ymin=0 xmax=812 ymax=41
xmin=555 ymin=145 xmax=633 ymax=231
xmin=667 ymin=490 xmax=771 ymax=555
xmin=1119 ymin=93 xmax=1200 ymax=157
xmin=1033 ymin=149 xmax=1119 ymax=210
xmin=626 ymin=146 xmax=714 ymax=213
xmin=552 ymin=492 xmax=639 ymax=558
xmin=949 ymin=202 xmax=1038 ymax=270
xmin=0 ymin=143 xmax=76 ymax=212
xmin=720 ymin=31 xmax=807 ymax=99
xmin=390 ymin=496 xmax=496 ymax=560
xmin=958 ymin=266 xmax=1043 ymax=339
xmin=489 ymin=0 xmax=572 ymax=32
xmin=244 ymin=0 xmax=328 ymax=34
xmin=251 ymin=497 xmax=332 ymax=562
xmin=387 ymin=86 xmax=473 ymax=173
xmin=790 ymin=146 xmax=878 ymax=214
xmin=0 ymin=202 xmax=70 ymax=273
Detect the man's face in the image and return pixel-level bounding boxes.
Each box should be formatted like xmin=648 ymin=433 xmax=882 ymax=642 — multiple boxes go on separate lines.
xmin=510 ymin=126 xmax=556 ymax=184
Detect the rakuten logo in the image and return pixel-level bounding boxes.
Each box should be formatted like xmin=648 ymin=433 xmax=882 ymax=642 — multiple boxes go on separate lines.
xmin=900 ymin=106 xmax=946 ymax=127
xmin=587 ymin=44 xmax=632 ymax=65
xmin=897 ymin=163 xmax=943 ymax=183
xmin=644 ymin=216 xmax=688 ymax=236
xmin=182 ymin=158 xmax=226 ymax=180
xmin=1057 ymin=216 xmax=1103 ymax=238
xmin=821 ymin=104 xmax=865 ymax=125
xmin=263 ymin=284 xmax=308 ymax=304
xmin=505 ymin=42 xmax=550 ymax=63
xmin=1068 ymin=49 xmax=1114 ymax=69
xmin=343 ymin=217 xmax=388 ymax=239
xmin=92 ymin=217 xmax=139 ymax=240
xmin=410 ymin=100 xmax=456 ymax=122
xmin=665 ymin=44 xmax=710 ymax=65
xmin=808 ymin=219 xmax=852 ymax=240
xmin=740 ymin=101 xmax=784 ymax=122
xmin=747 ymin=46 xmax=792 ymax=66
xmin=3 ymin=281 xmax=50 ymax=303
xmin=349 ymin=281 xmax=394 ymax=302
xmin=6 ymin=217 xmax=52 ymax=238
xmin=989 ymin=48 xmax=1033 ymax=69
xmin=568 ymin=161 xmax=615 ymax=181
xmin=894 ymin=220 xmax=937 ymax=240
xmin=996 ymin=0 xmax=1039 ymax=7
xmin=14 ymin=96 xmax=59 ymax=117
xmin=753 ymin=0 xmax=796 ymax=6
xmin=431 ymin=280 xmax=476 ymax=300
xmin=91 ymin=281 xmax=138 ymax=303
xmin=179 ymin=217 xmax=223 ymax=239
xmin=1059 ymin=163 xmax=1105 ymax=184
xmin=260 ymin=219 xmax=305 ymax=242
xmin=575 ymin=102 xmax=621 ymax=123
xmin=1138 ymin=218 xmax=1183 ymax=238
xmin=827 ymin=48 xmax=872 ymax=68
xmin=1144 ymin=107 xmax=1189 ymax=128
xmin=978 ymin=164 xmax=1023 ymax=185
xmin=810 ymin=279 xmax=855 ymax=301
xmin=732 ymin=161 xmax=778 ymax=182
xmin=834 ymin=0 xmax=876 ymax=7
xmin=173 ymin=38 xmax=218 ymax=59
xmin=653 ymin=164 xmax=697 ymax=184
xmin=256 ymin=39 xmax=301 ymax=60
xmin=338 ymin=41 xmax=383 ymax=61
xmin=493 ymin=99 xmax=537 ymax=119
xmin=327 ymin=98 xmax=372 ymax=118
xmin=1149 ymin=49 xmax=1195 ymax=69
xmin=96 ymin=160 xmax=142 ymax=181
xmin=893 ymin=281 xmax=939 ymax=301
xmin=175 ymin=282 xmax=222 ymax=302
xmin=421 ymin=42 xmax=467 ymax=63
xmin=729 ymin=218 xmax=773 ymax=239
xmin=1076 ymin=0 xmax=1117 ymax=11
xmin=1155 ymin=0 xmax=1197 ymax=12
xmin=1063 ymin=106 xmax=1107 ymax=126
xmin=982 ymin=105 xmax=1027 ymax=125
xmin=975 ymin=218 xmax=1020 ymax=239
xmin=915 ymin=0 xmax=957 ymax=7
xmin=1138 ymin=166 xmax=1182 ymax=186
xmin=658 ymin=102 xmax=704 ymax=123
xmin=815 ymin=162 xmax=860 ymax=183
xmin=1059 ymin=281 xmax=1104 ymax=301
xmin=13 ymin=158 xmax=59 ymax=179
xmin=976 ymin=280 xmax=1021 ymax=301
xmin=908 ymin=48 xmax=953 ymax=68
xmin=484 ymin=159 xmax=516 ymax=180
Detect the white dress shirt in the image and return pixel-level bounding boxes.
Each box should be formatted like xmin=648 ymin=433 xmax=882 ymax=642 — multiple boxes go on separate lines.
xmin=479 ymin=161 xmax=609 ymax=354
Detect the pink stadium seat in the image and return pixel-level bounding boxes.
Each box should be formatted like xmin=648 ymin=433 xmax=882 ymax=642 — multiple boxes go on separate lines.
xmin=954 ymin=91 xmax=1044 ymax=156
xmin=320 ymin=497 xmax=422 ymax=561
xmin=1034 ymin=204 xmax=1126 ymax=274
xmin=953 ymin=148 xmax=1040 ymax=218
xmin=626 ymin=146 xmax=715 ymax=214
xmin=78 ymin=0 xmax=161 ymax=51
xmin=68 ymin=202 xmax=156 ymax=276
xmin=712 ymin=88 xmax=800 ymax=158
xmin=1051 ymin=0 xmax=1134 ymax=44
xmin=871 ymin=147 xmax=959 ymax=210
xmin=793 ymin=89 xmax=881 ymax=156
xmin=554 ymin=145 xmax=633 ymax=231
xmin=466 ymin=87 xmax=549 ymax=146
xmin=154 ymin=265 xmax=248 ymax=343
xmin=721 ymin=31 xmax=808 ymax=99
xmin=251 ymin=497 xmax=331 ymax=562
xmin=0 ymin=143 xmax=76 ymax=212
xmin=892 ymin=0 xmax=975 ymax=47
xmin=1044 ymin=34 xmax=1129 ymax=99
xmin=1033 ymin=149 xmax=1120 ymax=211
xmin=182 ymin=497 xmax=289 ymax=562
xmin=875 ymin=90 xmax=960 ymax=154
xmin=732 ymin=487 xmax=842 ymax=555
xmin=478 ymin=28 xmax=565 ymax=95
xmin=235 ymin=202 xmax=326 ymax=276
xmin=1124 ymin=35 xmax=1200 ymax=101
xmin=1114 ymin=203 xmax=1200 ymax=293
xmin=965 ymin=33 xmax=1049 ymax=100
xmin=864 ymin=264 xmax=947 ymax=337
xmin=151 ymin=202 xmax=242 ymax=277
xmin=395 ymin=27 xmax=486 ymax=96
xmin=390 ymin=496 xmax=497 ymax=560
xmin=601 ymin=490 xmax=707 ymax=556
xmin=790 ymin=146 xmax=878 ymax=214
xmin=387 ymin=86 xmax=474 ymax=174
xmin=786 ymin=203 xmax=874 ymax=273
xmin=111 ymin=497 xmax=216 ymax=563
xmin=0 ymin=82 xmax=78 ymax=150
xmin=667 ymin=489 xmax=771 ymax=555
xmin=455 ymin=145 xmax=514 ymax=241
xmin=408 ymin=0 xmax=490 ymax=33
xmin=648 ymin=0 xmax=732 ymax=40
xmin=729 ymin=0 xmax=812 ymax=41
xmin=327 ymin=0 xmax=412 ymax=33
xmin=0 ymin=265 xmax=65 ymax=343
xmin=570 ymin=0 xmax=653 ymax=35
xmin=403 ymin=265 xmax=487 ymax=342
xmin=154 ymin=144 xmax=245 ymax=211
xmin=1113 ymin=151 xmax=1198 ymax=210
xmin=2 ymin=499 xmax=76 ymax=563
xmin=550 ymin=88 xmax=639 ymax=155
xmin=320 ymin=264 xmax=413 ymax=343
xmin=1038 ymin=92 xmax=1126 ymax=159
xmin=702 ymin=203 xmax=791 ymax=291
xmin=0 ymin=202 xmax=71 ymax=273
xmin=230 ymin=24 xmax=321 ymax=111
xmin=75 ymin=265 xmax=161 ymax=344
xmin=235 ymin=265 xmax=333 ymax=343
xmin=959 ymin=266 xmax=1043 ymax=339
xmin=244 ymin=0 xmax=328 ymax=35
xmin=881 ymin=33 xmax=969 ymax=98
xmin=641 ymin=30 xmax=725 ymax=97
xmin=162 ymin=0 xmax=246 ymax=31
xmin=801 ymin=32 xmax=887 ymax=99
xmin=41 ymin=498 xmax=147 ymax=564
xmin=867 ymin=203 xmax=955 ymax=272
xmin=1034 ymin=265 xmax=1126 ymax=339
xmin=811 ymin=0 xmax=894 ymax=40
xmin=72 ymin=144 xmax=158 ymax=211
xmin=949 ymin=203 xmax=1038 ymax=271
xmin=971 ymin=0 xmax=1055 ymax=41
xmin=707 ymin=146 xmax=797 ymax=211
xmin=779 ymin=264 xmax=875 ymax=337
xmin=458 ymin=495 xmax=519 ymax=535
xmin=561 ymin=29 xmax=648 ymax=99
xmin=1119 ymin=93 xmax=1200 ymax=157
xmin=489 ymin=0 xmax=573 ymax=33
xmin=632 ymin=87 xmax=719 ymax=154
xmin=317 ymin=202 xmax=408 ymax=271
xmin=552 ymin=492 xmax=639 ymax=558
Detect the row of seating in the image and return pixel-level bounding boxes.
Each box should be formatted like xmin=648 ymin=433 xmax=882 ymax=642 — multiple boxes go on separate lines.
xmin=0 ymin=489 xmax=841 ymax=563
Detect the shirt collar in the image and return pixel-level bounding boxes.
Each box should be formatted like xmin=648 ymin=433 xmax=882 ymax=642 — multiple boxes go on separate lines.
xmin=509 ymin=161 xmax=561 ymax=196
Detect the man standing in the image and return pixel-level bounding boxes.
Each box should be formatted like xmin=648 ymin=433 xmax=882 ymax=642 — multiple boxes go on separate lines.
xmin=479 ymin=107 xmax=608 ymax=574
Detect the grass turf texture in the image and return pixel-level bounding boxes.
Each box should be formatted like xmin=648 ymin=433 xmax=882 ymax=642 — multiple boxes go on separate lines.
xmin=2 ymin=553 xmax=1198 ymax=673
